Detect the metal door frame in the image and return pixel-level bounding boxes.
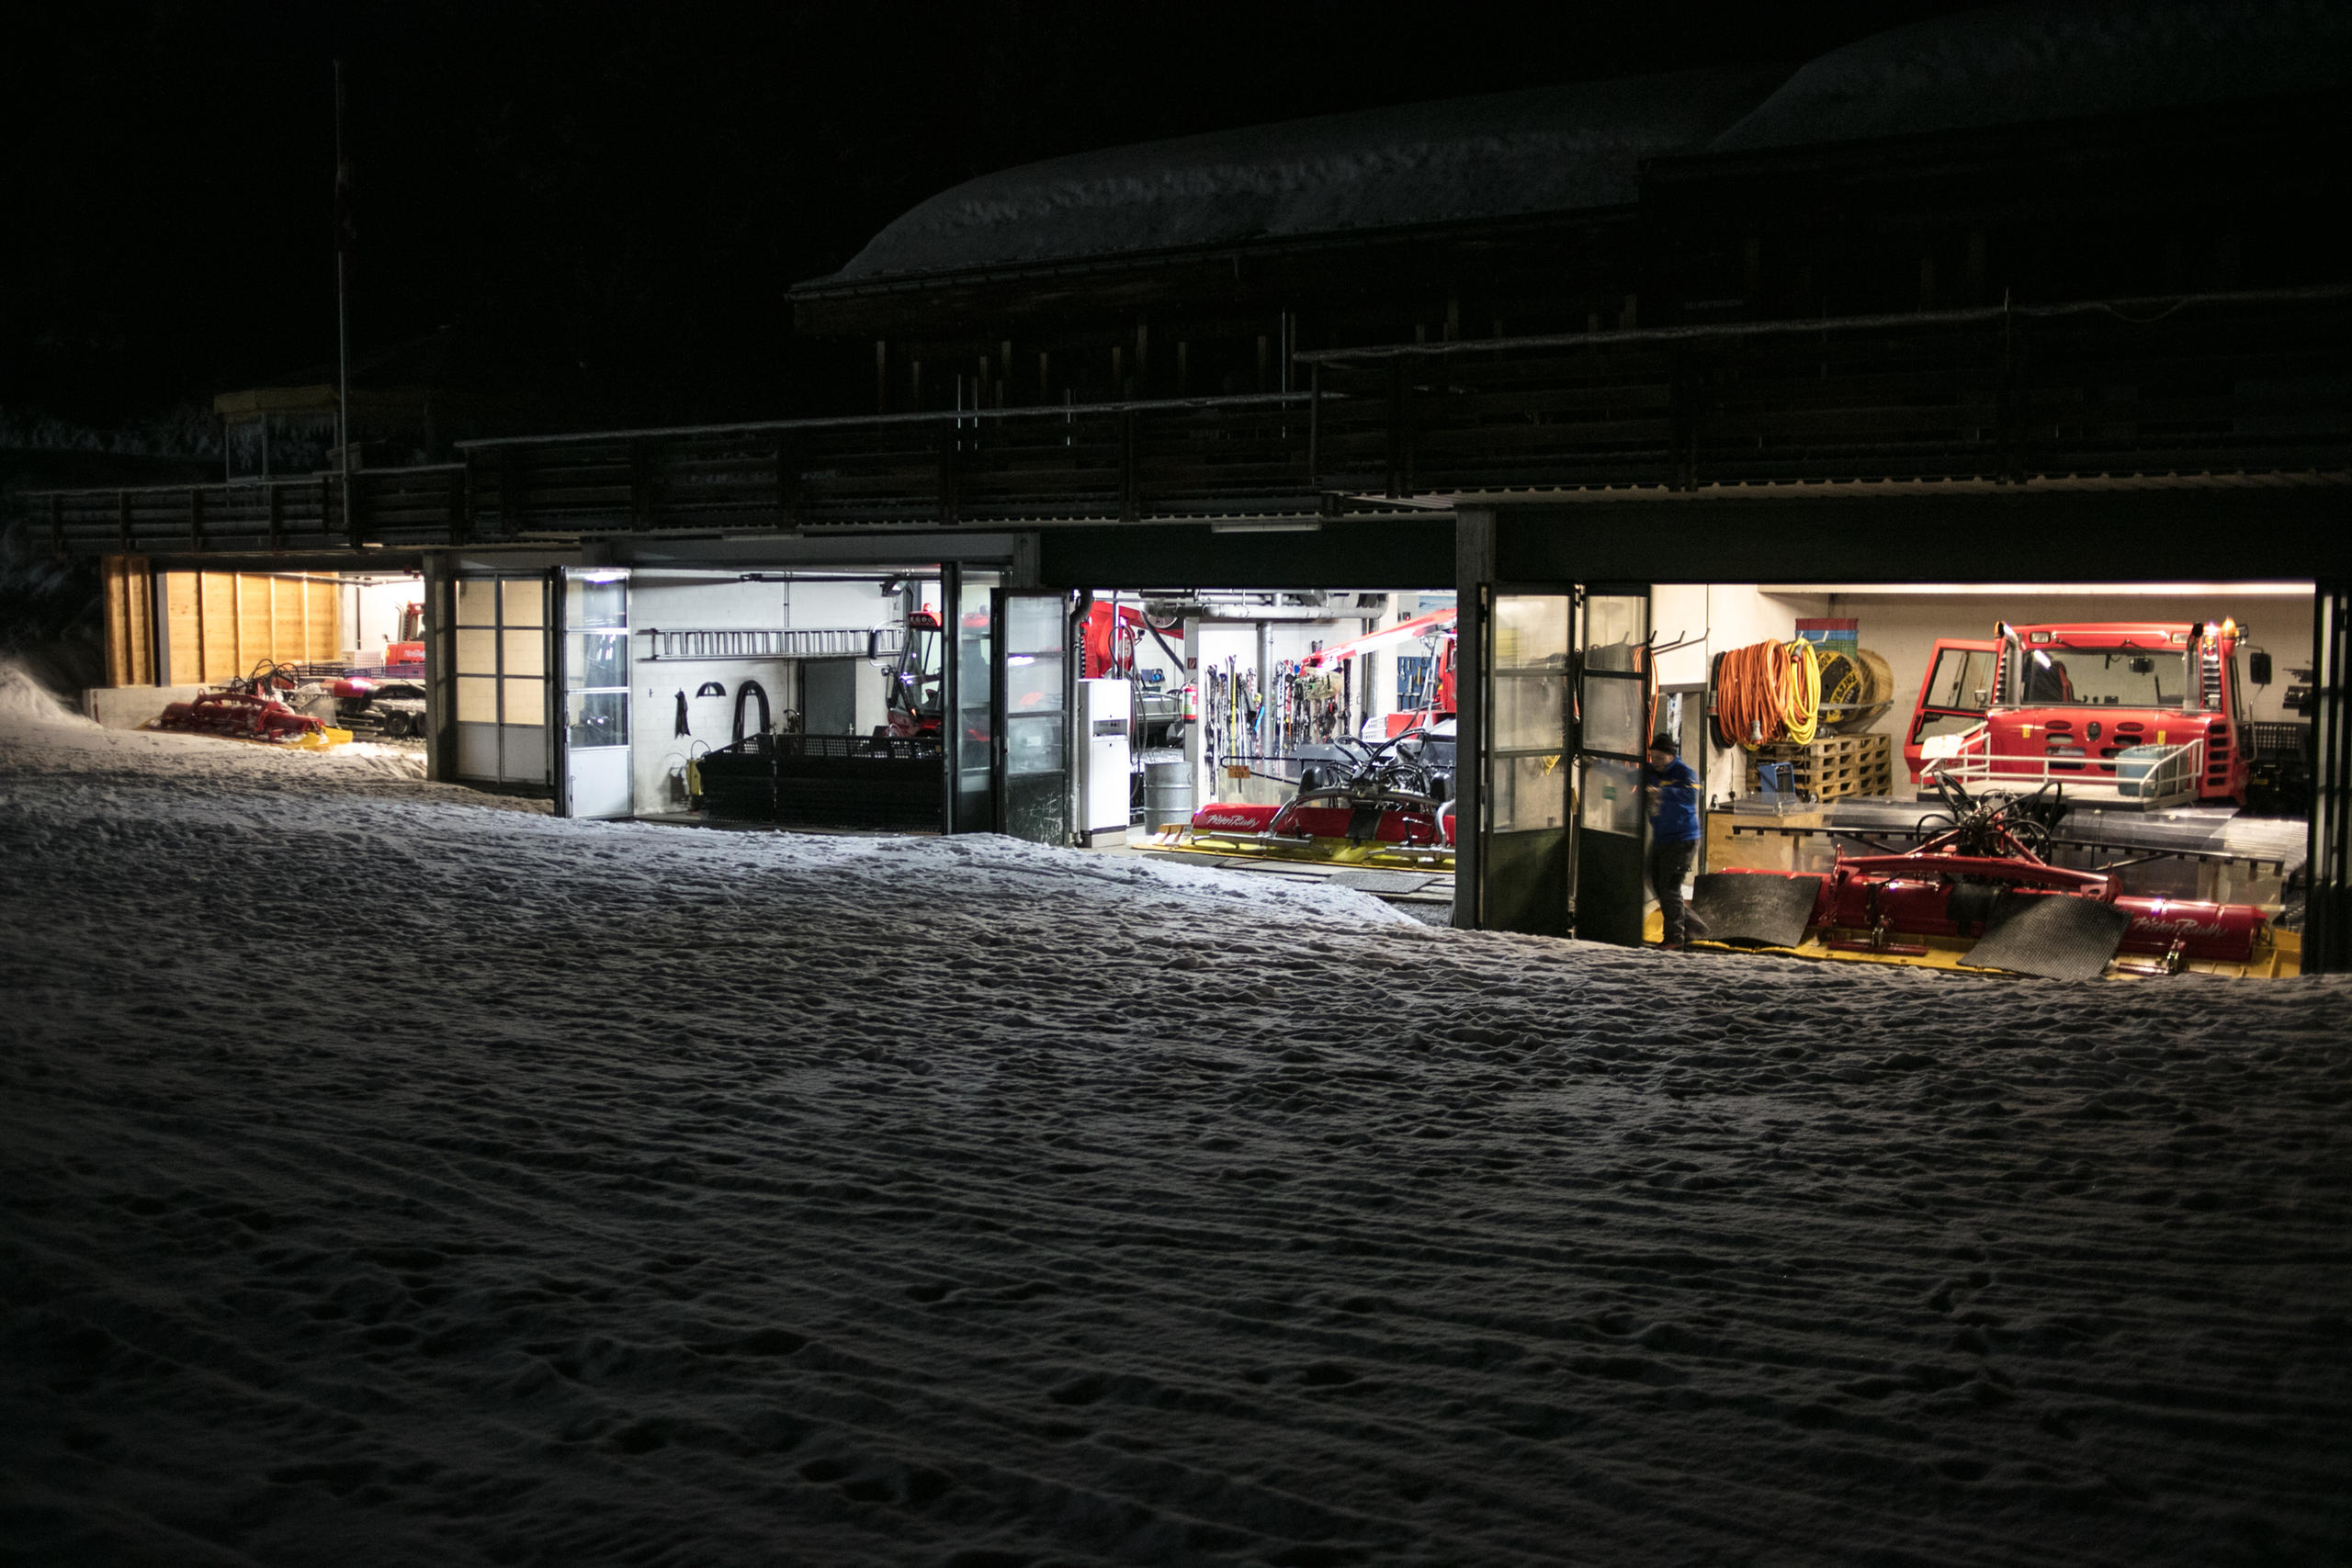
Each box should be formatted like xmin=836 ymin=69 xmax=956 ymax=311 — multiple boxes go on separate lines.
xmin=1474 ymin=580 xmax=1578 ymax=936
xmin=1572 ymin=582 xmax=1654 ymax=946
xmin=991 ymin=586 xmax=1075 ymax=845
xmin=555 ymin=565 xmax=632 ymax=818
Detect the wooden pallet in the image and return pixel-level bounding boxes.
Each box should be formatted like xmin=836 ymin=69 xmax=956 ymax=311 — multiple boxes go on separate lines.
xmin=1746 ymin=734 xmax=1894 ymax=800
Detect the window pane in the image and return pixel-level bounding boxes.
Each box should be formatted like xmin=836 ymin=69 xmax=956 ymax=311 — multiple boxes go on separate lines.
xmin=457 ymin=579 xmax=499 ymax=626
xmin=502 ymin=628 xmax=545 ymax=679
xmin=502 ymin=676 xmax=544 ymax=725
xmin=1493 ymin=594 xmax=1568 ymax=671
xmin=1005 ymin=713 xmax=1064 ymax=776
xmin=501 ymin=579 xmax=546 ymax=629
xmin=567 ymin=689 xmax=628 ymax=748
xmin=571 ymin=631 xmax=628 ymax=689
xmin=457 ymin=675 xmax=497 ymax=722
xmin=957 ymin=582 xmax=993 ymax=737
xmin=1493 ymin=751 xmax=1566 ymax=832
xmin=568 ymin=576 xmax=626 ymax=630
xmin=1579 ymin=756 xmax=1644 ymax=836
xmin=1004 ymin=595 xmax=1063 ymax=655
xmin=455 ymin=627 xmax=498 ymax=674
xmin=1932 ymin=649 xmax=1996 ymax=711
xmin=1494 ymin=671 xmax=1567 ymax=752
xmin=1584 ymin=594 xmax=1645 ymax=669
xmin=1007 ymin=651 xmax=1063 ymax=715
xmin=1583 ymin=672 xmax=1646 ymax=757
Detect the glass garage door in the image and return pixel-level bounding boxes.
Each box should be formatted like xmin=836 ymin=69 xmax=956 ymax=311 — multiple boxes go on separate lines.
xmin=454 ymin=574 xmax=550 ymax=785
xmin=1479 ymin=588 xmax=1574 ymax=935
xmin=560 ymin=568 xmax=631 ymax=818
xmin=1574 ymin=587 xmax=1652 ymax=946
xmin=997 ymin=590 xmax=1071 ymax=844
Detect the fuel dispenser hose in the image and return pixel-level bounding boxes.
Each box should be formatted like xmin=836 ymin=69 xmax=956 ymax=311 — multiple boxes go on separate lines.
xmin=1713 ymin=638 xmax=1822 ymax=748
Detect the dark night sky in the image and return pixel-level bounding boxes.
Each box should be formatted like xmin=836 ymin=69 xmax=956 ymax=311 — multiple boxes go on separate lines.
xmin=4 ymin=1 xmax=1983 ymax=431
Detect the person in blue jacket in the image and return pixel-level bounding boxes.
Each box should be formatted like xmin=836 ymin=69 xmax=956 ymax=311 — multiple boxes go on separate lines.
xmin=1645 ymin=735 xmax=1703 ymax=947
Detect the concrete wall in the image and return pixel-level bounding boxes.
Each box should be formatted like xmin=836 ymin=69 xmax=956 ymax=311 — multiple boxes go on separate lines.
xmin=84 ymin=684 xmax=209 ymax=729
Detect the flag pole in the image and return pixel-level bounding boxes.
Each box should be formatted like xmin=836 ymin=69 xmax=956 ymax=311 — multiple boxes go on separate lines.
xmin=334 ymin=58 xmax=352 ymax=539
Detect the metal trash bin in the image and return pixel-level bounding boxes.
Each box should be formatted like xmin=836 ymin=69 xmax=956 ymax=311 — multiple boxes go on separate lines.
xmin=1142 ymin=757 xmax=1194 ymax=829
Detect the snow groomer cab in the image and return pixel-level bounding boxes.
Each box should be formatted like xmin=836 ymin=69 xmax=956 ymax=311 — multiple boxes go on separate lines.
xmin=1905 ymin=620 xmax=2253 ymax=806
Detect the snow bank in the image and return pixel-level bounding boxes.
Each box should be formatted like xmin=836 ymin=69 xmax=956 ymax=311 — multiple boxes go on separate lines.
xmin=0 ymin=658 xmax=81 ymax=728
xmin=830 ymin=67 xmax=1786 ymax=282
xmin=4 ymin=666 xmax=2349 ymax=1566
xmin=1710 ymin=0 xmax=2350 ymax=152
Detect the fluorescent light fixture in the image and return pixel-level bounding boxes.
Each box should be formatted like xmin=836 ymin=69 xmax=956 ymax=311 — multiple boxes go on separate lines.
xmin=1209 ymin=520 xmax=1322 ymax=534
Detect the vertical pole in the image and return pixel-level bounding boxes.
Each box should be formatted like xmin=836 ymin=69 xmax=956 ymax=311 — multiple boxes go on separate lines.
xmin=2307 ymin=583 xmax=2350 ymax=974
xmin=940 ymin=561 xmax=962 ymax=833
xmin=1453 ymin=507 xmax=1494 ymax=930
xmin=334 ymin=60 xmax=353 ymax=544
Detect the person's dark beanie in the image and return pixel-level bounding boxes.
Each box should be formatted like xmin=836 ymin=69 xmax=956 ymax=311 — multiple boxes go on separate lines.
xmin=1647 ymin=736 xmax=1678 ymax=755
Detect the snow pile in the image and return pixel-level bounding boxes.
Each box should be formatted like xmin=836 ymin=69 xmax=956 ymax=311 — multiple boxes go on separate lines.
xmin=0 ymin=658 xmax=80 ymax=728
xmin=1711 ymin=0 xmax=2350 ymax=152
xmin=4 ymin=687 xmax=2349 ymax=1565
xmin=829 ymin=67 xmax=1786 ymax=282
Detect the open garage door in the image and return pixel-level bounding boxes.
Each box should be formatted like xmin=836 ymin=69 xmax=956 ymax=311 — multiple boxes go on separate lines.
xmin=997 ymin=590 xmax=1071 ymax=845
xmin=1478 ymin=588 xmax=1574 ymax=935
xmin=559 ymin=567 xmax=631 ymax=818
xmin=1573 ymin=587 xmax=1652 ymax=946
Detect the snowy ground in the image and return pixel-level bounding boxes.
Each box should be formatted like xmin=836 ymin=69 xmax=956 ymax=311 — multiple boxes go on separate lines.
xmin=3 ymin=662 xmax=2348 ymax=1567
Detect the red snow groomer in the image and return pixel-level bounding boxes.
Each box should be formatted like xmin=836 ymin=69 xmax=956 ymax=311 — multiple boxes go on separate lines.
xmin=1691 ymin=767 xmax=2295 ymax=979
xmin=1907 ymin=618 xmax=2255 ymax=806
xmin=150 ymin=660 xmax=350 ymax=750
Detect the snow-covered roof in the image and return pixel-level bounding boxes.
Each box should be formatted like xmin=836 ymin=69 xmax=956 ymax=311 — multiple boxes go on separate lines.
xmin=822 ymin=66 xmax=1788 ymax=285
xmin=819 ymin=1 xmax=2346 ymax=290
xmin=1709 ymin=0 xmax=2350 ymax=152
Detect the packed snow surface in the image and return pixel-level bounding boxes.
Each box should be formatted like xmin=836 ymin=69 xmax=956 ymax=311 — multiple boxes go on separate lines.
xmin=3 ymin=660 xmax=2348 ymax=1566
xmin=828 ymin=68 xmax=1783 ymax=283
xmin=1709 ymin=0 xmax=2349 ymax=152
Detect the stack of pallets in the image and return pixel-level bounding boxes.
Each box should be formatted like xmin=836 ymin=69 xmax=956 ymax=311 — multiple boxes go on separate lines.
xmin=1744 ymin=733 xmax=1894 ymax=800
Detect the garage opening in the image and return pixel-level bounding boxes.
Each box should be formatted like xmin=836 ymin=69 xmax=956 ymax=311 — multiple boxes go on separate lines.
xmin=613 ymin=567 xmax=932 ymax=829
xmin=1458 ymin=576 xmax=2316 ymax=980
xmin=1070 ymin=586 xmax=1460 ymax=924
xmin=87 ymin=561 xmax=430 ymax=752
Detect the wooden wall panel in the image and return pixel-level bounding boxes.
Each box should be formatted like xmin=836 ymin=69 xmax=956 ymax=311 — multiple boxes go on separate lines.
xmin=97 ymin=556 xmax=155 ymax=686
xmin=156 ymin=570 xmax=351 ymax=683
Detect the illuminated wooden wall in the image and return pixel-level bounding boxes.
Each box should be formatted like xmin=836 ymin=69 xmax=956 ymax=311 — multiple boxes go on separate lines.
xmin=160 ymin=571 xmax=344 ymax=685
xmin=98 ymin=556 xmax=156 ymax=686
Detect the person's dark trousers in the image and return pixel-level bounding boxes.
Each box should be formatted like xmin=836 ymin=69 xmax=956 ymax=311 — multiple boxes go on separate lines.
xmin=1648 ymin=835 xmax=1700 ymax=945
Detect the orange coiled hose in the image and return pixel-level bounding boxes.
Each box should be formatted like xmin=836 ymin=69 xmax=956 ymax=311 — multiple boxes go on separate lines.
xmin=1715 ymin=638 xmax=1820 ymax=748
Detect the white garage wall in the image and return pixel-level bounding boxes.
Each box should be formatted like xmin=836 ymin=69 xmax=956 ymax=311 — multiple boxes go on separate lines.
xmin=627 ymin=574 xmax=903 ymax=813
xmin=1649 ymin=584 xmax=1830 ymax=804
xmin=342 ymin=574 xmax=424 ymax=660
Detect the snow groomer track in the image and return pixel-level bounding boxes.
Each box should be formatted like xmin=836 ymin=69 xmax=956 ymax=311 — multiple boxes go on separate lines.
xmin=2 ymin=665 xmax=2348 ymax=1567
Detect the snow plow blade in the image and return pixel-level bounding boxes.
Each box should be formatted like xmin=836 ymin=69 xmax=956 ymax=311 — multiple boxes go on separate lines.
xmin=1152 ymin=797 xmax=1455 ymax=872
xmin=1677 ymin=868 xmax=2299 ymax=980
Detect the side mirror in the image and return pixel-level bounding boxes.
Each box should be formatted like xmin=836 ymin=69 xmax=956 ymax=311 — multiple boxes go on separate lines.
xmin=2129 ymin=657 xmax=2153 ymax=676
xmin=2250 ymin=649 xmax=2273 ymax=685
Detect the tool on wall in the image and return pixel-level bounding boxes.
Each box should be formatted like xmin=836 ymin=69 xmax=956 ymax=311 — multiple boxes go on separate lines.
xmin=731 ymin=680 xmax=772 ymax=745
